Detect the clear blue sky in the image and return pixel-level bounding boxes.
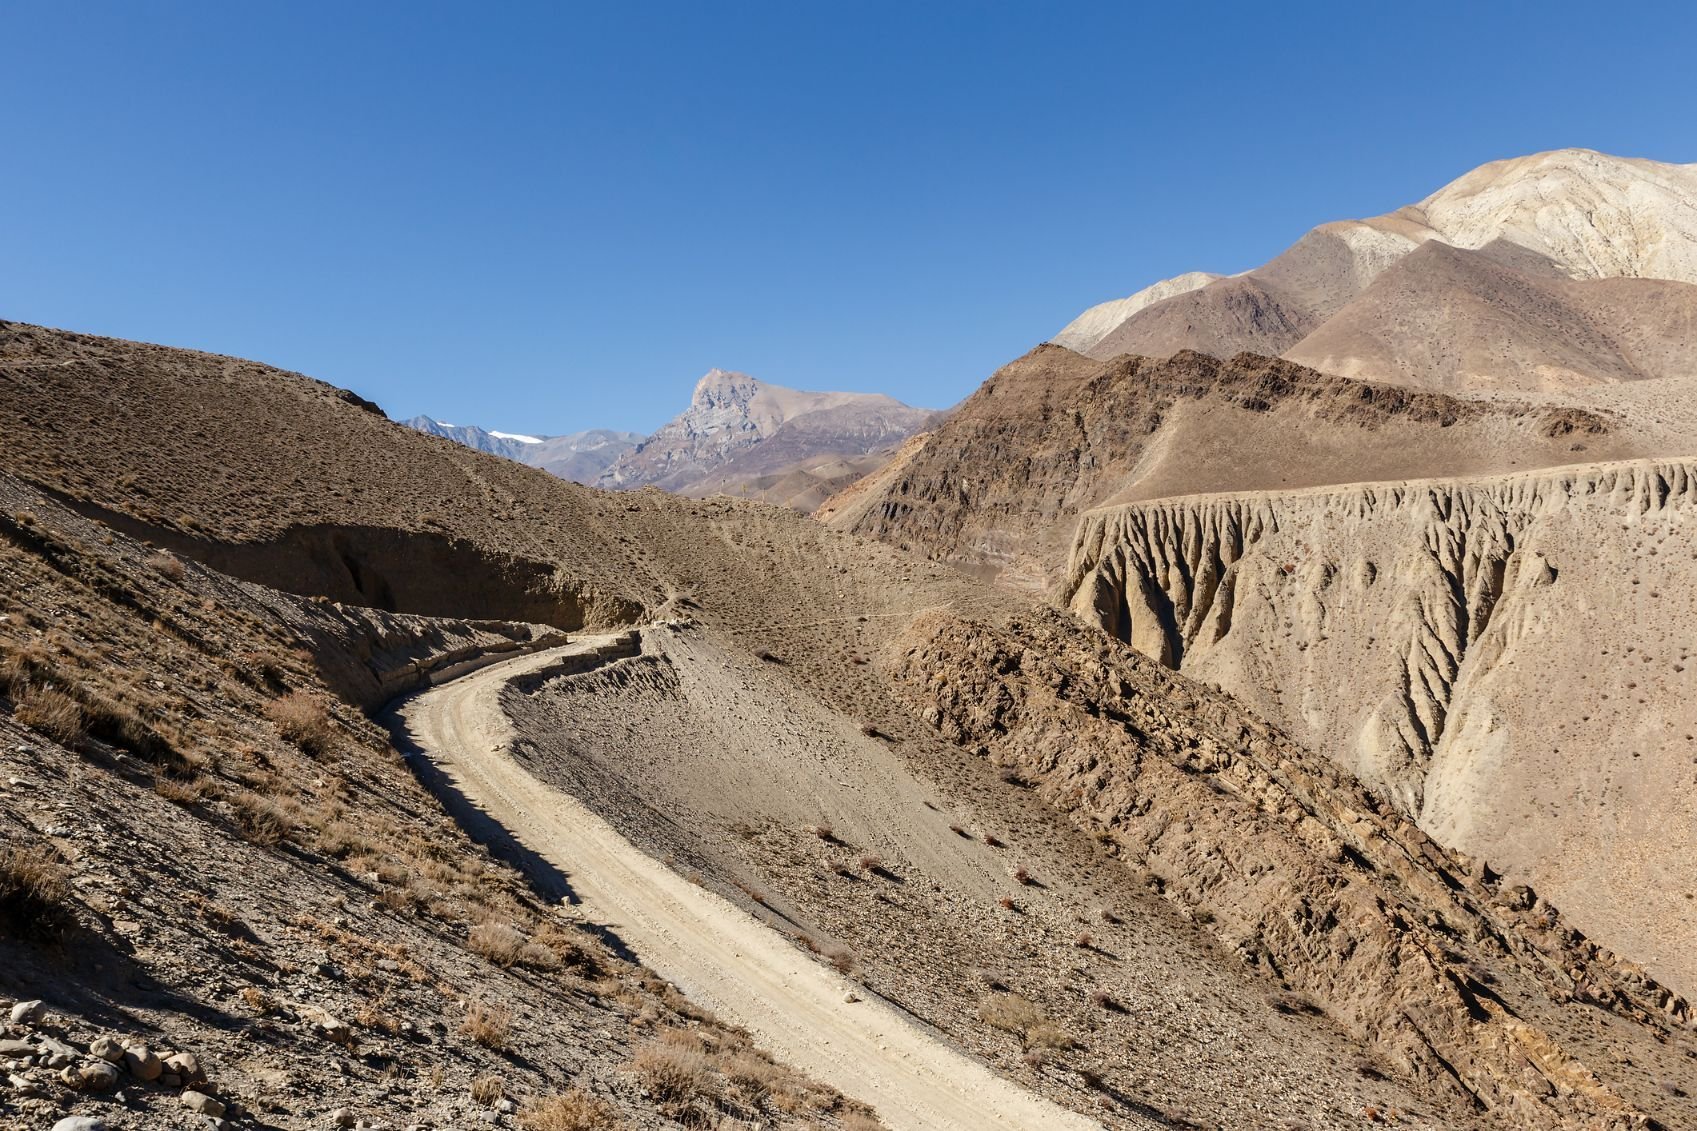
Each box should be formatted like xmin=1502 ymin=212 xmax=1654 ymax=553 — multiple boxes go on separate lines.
xmin=3 ymin=2 xmax=1693 ymax=433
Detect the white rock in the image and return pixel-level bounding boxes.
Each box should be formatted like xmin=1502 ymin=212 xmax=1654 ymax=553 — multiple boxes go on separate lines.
xmin=8 ymin=1000 xmax=43 ymax=1024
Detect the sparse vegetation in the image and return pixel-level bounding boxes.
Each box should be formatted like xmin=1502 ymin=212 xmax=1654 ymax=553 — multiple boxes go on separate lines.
xmin=265 ymin=690 xmax=334 ymax=754
xmin=630 ymin=1033 xmax=719 ymax=1109
xmin=229 ymin=790 xmax=299 ymax=846
xmin=11 ymin=682 xmax=85 ymax=745
xmin=460 ymin=1000 xmax=513 ymax=1050
xmin=470 ymin=1074 xmax=505 ymax=1106
xmin=518 ymin=1089 xmax=623 ymax=1130
xmin=144 ymin=550 xmax=186 ymax=580
xmin=0 ymin=844 xmax=74 ymax=940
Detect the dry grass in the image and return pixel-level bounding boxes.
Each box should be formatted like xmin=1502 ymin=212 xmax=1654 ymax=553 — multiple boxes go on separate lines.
xmin=230 ymin=790 xmax=299 ymax=846
xmin=0 ymin=844 xmax=74 ymax=940
xmin=469 ymin=920 xmax=529 ymax=965
xmin=143 ymin=550 xmax=186 ymax=581
xmin=265 ymin=690 xmax=334 ymax=755
xmin=12 ymin=682 xmax=85 ymax=745
xmin=630 ymin=1033 xmax=720 ymax=1109
xmin=470 ymin=1074 xmax=505 ymax=1107
xmin=155 ymin=774 xmax=215 ymax=806
xmin=518 ymin=1089 xmax=624 ymax=1130
xmin=460 ymin=1000 xmax=513 ymax=1050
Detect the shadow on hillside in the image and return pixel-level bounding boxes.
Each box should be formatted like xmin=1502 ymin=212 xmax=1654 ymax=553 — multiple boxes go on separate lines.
xmin=382 ymin=713 xmax=639 ymax=965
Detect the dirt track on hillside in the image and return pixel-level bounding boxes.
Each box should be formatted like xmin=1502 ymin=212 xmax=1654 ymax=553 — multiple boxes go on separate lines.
xmin=388 ymin=635 xmax=1108 ymax=1131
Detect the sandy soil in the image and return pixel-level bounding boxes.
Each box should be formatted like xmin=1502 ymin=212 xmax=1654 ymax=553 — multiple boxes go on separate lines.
xmin=388 ymin=636 xmax=1108 ymax=1131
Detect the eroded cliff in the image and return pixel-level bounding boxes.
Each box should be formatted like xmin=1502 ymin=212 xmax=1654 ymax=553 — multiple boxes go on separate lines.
xmin=1064 ymin=458 xmax=1697 ymax=997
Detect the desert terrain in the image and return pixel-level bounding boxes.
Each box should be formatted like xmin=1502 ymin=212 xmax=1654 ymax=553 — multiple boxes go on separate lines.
xmin=4 ymin=310 xmax=1696 ymax=1131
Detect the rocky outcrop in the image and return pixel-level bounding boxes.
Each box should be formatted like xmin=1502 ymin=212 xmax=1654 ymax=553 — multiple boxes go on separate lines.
xmin=891 ymin=609 xmax=1697 ymax=1129
xmin=596 ymin=369 xmax=933 ymax=496
xmin=1063 ymin=458 xmax=1697 ymax=997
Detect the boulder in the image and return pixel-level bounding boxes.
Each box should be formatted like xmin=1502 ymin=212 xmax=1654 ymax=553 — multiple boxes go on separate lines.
xmin=122 ymin=1044 xmax=163 ymax=1082
xmin=0 ymin=1038 xmax=33 ymax=1056
xmin=8 ymin=1000 xmax=43 ymax=1025
xmin=88 ymin=1035 xmax=125 ymax=1063
xmin=165 ymin=1050 xmax=206 ymax=1084
xmin=66 ymin=1060 xmax=120 ymax=1092
xmin=51 ymin=1118 xmax=109 ymax=1131
xmin=181 ymin=1090 xmax=227 ymax=1117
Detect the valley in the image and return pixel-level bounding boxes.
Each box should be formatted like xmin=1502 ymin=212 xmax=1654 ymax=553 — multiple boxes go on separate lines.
xmin=5 ymin=143 xmax=1697 ymax=1131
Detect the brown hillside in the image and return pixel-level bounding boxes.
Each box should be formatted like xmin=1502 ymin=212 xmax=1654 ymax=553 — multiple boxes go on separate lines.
xmin=3 ymin=320 xmax=1695 ymax=1127
xmin=823 ymin=344 xmax=1636 ymax=593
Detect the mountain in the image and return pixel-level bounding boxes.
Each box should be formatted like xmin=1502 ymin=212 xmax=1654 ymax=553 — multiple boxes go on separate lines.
xmin=8 ymin=317 xmax=1694 ymax=1127
xmin=821 ymin=345 xmax=1648 ymax=594
xmin=1061 ymin=148 xmax=1697 ymax=393
xmin=401 ymin=416 xmax=641 ymax=483
xmin=594 ymin=367 xmax=937 ymax=501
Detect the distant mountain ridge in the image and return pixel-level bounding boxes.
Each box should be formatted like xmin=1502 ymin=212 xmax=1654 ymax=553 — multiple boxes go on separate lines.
xmin=595 ymin=368 xmax=936 ymax=495
xmin=406 ymin=368 xmax=936 ymax=507
xmin=400 ymin=417 xmax=641 ymax=483
xmin=1056 ymin=148 xmax=1697 ymax=393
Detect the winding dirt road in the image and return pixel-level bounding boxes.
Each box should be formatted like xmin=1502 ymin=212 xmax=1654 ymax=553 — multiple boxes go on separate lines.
xmin=387 ymin=634 xmax=1106 ymax=1131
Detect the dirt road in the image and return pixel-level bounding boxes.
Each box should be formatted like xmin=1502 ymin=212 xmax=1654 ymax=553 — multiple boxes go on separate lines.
xmin=389 ymin=634 xmax=1108 ymax=1131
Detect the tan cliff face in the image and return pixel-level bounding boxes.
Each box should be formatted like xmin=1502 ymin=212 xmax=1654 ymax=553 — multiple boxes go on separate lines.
xmin=1063 ymin=458 xmax=1697 ymax=999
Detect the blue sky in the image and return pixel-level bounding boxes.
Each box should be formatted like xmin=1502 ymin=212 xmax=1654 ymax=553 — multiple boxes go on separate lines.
xmin=3 ymin=2 xmax=1693 ymax=434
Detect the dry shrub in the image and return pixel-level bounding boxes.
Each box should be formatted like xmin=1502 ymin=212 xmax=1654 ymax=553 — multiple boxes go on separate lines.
xmin=144 ymin=551 xmax=186 ymax=581
xmin=980 ymin=991 xmax=1072 ymax=1050
xmin=532 ymin=922 xmax=602 ymax=976
xmin=519 ymin=1089 xmax=624 ymax=1131
xmin=265 ymin=691 xmax=334 ymax=755
xmin=230 ymin=791 xmax=299 ymax=846
xmin=0 ymin=645 xmax=53 ymax=696
xmin=471 ymin=1074 xmax=506 ymax=1107
xmin=824 ymin=945 xmax=856 ymax=975
xmin=238 ymin=986 xmax=274 ymax=1014
xmin=721 ymin=1050 xmax=783 ymax=1101
xmin=313 ymin=819 xmax=369 ymax=860
xmin=1026 ymin=1023 xmax=1074 ymax=1050
xmin=12 ymin=683 xmax=85 ymax=745
xmin=469 ymin=920 xmax=529 ymax=966
xmin=81 ymin=690 xmax=179 ymax=766
xmin=839 ymin=1114 xmax=885 ymax=1131
xmin=631 ymin=1034 xmax=719 ymax=1108
xmin=470 ymin=919 xmax=562 ymax=971
xmin=0 ymin=844 xmax=74 ymax=940
xmin=461 ymin=1000 xmax=513 ymax=1049
xmin=155 ymin=775 xmax=214 ymax=806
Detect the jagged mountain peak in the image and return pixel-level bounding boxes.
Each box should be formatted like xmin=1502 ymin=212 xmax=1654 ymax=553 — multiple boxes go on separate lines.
xmin=597 ymin=369 xmax=934 ymax=494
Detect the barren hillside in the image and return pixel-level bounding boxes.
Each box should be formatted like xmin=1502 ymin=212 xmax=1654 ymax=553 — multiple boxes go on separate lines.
xmin=821 ymin=345 xmax=1646 ymax=594
xmin=3 ymin=320 xmax=1695 ymax=1128
xmin=1060 ymin=148 xmax=1697 ymax=394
